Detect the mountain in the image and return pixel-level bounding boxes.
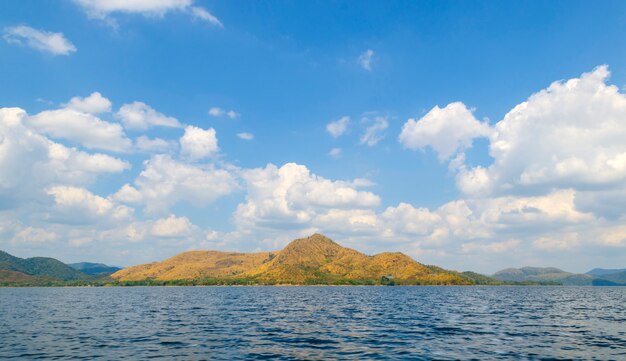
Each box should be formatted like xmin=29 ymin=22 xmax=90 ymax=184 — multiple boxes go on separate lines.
xmin=112 ymin=234 xmax=471 ymax=285
xmin=586 ymin=268 xmax=626 ymax=277
xmin=0 ymin=250 xmax=88 ymax=281
xmin=594 ymin=271 xmax=626 ymax=285
xmin=68 ymin=262 xmax=121 ymax=276
xmin=492 ymin=267 xmax=595 ymax=285
xmin=460 ymin=271 xmax=502 ymax=285
xmin=492 ymin=266 xmax=626 ymax=286
xmin=493 ymin=267 xmax=572 ymax=282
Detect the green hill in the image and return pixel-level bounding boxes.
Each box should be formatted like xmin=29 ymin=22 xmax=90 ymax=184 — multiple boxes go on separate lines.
xmin=460 ymin=271 xmax=502 ymax=285
xmin=68 ymin=262 xmax=121 ymax=276
xmin=492 ymin=266 xmax=626 ymax=286
xmin=0 ymin=250 xmax=88 ymax=281
xmin=595 ymin=271 xmax=626 ymax=285
xmin=113 ymin=234 xmax=471 ymax=285
xmin=586 ymin=268 xmax=626 ymax=277
xmin=492 ymin=267 xmax=592 ymax=285
xmin=493 ymin=267 xmax=573 ymax=282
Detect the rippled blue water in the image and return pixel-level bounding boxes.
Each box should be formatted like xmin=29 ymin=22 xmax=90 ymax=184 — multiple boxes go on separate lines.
xmin=0 ymin=286 xmax=625 ymax=360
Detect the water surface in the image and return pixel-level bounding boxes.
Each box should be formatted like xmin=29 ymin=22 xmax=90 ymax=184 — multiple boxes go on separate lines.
xmin=1 ymin=286 xmax=625 ymax=360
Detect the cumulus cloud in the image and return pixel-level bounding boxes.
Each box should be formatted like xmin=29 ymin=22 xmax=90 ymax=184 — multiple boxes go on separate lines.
xmin=459 ymin=66 xmax=626 ymax=199
xmin=47 ymin=186 xmax=114 ymax=215
xmin=11 ymin=227 xmax=58 ymax=244
xmin=47 ymin=186 xmax=133 ymax=223
xmin=179 ymin=125 xmax=219 ymax=160
xmin=234 ymin=163 xmax=380 ymax=233
xmin=134 ymin=136 xmax=175 ymax=153
xmin=64 ymin=92 xmax=112 ymax=114
xmin=47 ymin=143 xmax=131 ymax=175
xmin=360 ymin=116 xmax=388 ymax=146
xmin=73 ymin=0 xmax=222 ymax=26
xmin=111 ymin=184 xmax=143 ymax=204
xmin=599 ymin=226 xmax=626 ymax=247
xmin=326 ymin=116 xmax=349 ymax=137
xmin=29 ymin=108 xmax=132 ymax=152
xmin=151 ymin=215 xmax=193 ymax=238
xmin=357 ymin=49 xmax=374 ymax=71
xmin=4 ymin=65 xmax=626 ymax=272
xmin=0 ymin=107 xmax=130 ymax=207
xmin=399 ymin=102 xmax=492 ymax=161
xmin=381 ymin=203 xmax=443 ymax=238
xmin=126 ymin=154 xmax=238 ymax=213
xmin=116 ymin=101 xmax=181 ymax=130
xmin=3 ymin=25 xmax=76 ymax=55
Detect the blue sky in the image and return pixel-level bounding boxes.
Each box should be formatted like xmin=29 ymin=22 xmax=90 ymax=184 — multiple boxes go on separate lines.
xmin=2 ymin=0 xmax=626 ymax=273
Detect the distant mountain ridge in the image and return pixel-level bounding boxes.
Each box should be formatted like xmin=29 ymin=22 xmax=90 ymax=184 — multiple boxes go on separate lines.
xmin=68 ymin=262 xmax=121 ymax=275
xmin=493 ymin=266 xmax=625 ymax=286
xmin=586 ymin=268 xmax=626 ymax=276
xmin=0 ymin=250 xmax=87 ymax=281
xmin=112 ymin=234 xmax=472 ymax=285
xmin=3 ymin=238 xmax=624 ymax=286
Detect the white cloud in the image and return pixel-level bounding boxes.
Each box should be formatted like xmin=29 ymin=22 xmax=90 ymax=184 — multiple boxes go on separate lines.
xmin=360 ymin=116 xmax=388 ymax=146
xmin=29 ymin=108 xmax=132 ymax=152
xmin=208 ymin=107 xmax=223 ymax=117
xmin=116 ymin=101 xmax=181 ymax=130
xmin=328 ymin=148 xmax=342 ymax=158
xmin=234 ymin=163 xmax=380 ymax=232
xmin=532 ymin=233 xmax=579 ymax=251
xmin=48 ymin=143 xmax=131 ymax=175
xmin=3 ymin=25 xmax=76 ymax=56
xmin=135 ymin=136 xmax=175 ymax=153
xmin=125 ymin=223 xmax=147 ymax=243
xmin=189 ymin=6 xmax=223 ymax=27
xmin=64 ymin=92 xmax=112 ymax=114
xmin=0 ymin=107 xmax=129 ymax=207
xmin=47 ymin=186 xmax=114 ymax=215
xmin=128 ymin=154 xmax=238 ymax=213
xmin=459 ymin=66 xmax=626 ymax=199
xmin=326 ymin=116 xmax=349 ymax=137
xmin=357 ymin=49 xmax=374 ymax=71
xmin=381 ymin=203 xmax=443 ymax=238
xmin=151 ymin=215 xmax=193 ymax=238
xmin=11 ymin=227 xmax=58 ymax=244
xmin=46 ymin=186 xmax=133 ymax=223
xmin=478 ymin=189 xmax=592 ymax=226
xmin=111 ymin=184 xmax=143 ymax=204
xmin=69 ymin=237 xmax=93 ymax=247
xmin=74 ymin=0 xmax=222 ymax=26
xmin=237 ymin=132 xmax=254 ymax=140
xmin=399 ymin=102 xmax=492 ymax=161
xmin=180 ymin=125 xmax=219 ymax=160
xmin=208 ymin=107 xmax=238 ymax=119
xmin=599 ymin=226 xmax=626 ymax=247
xmin=74 ymin=0 xmax=191 ymax=16
xmin=462 ymin=239 xmax=520 ymax=254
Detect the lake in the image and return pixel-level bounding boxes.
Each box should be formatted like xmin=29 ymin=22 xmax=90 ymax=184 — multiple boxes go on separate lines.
xmin=1 ymin=286 xmax=625 ymax=360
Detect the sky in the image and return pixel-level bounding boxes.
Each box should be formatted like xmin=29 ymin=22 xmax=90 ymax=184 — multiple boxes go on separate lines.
xmin=2 ymin=0 xmax=626 ymax=274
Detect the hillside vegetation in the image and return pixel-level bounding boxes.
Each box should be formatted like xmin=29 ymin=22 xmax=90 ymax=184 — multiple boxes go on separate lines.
xmin=0 ymin=250 xmax=88 ymax=281
xmin=492 ymin=266 xmax=625 ymax=286
xmin=112 ymin=234 xmax=472 ymax=285
xmin=68 ymin=262 xmax=121 ymax=276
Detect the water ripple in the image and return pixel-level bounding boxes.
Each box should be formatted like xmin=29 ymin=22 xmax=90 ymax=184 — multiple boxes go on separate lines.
xmin=0 ymin=286 xmax=625 ymax=360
